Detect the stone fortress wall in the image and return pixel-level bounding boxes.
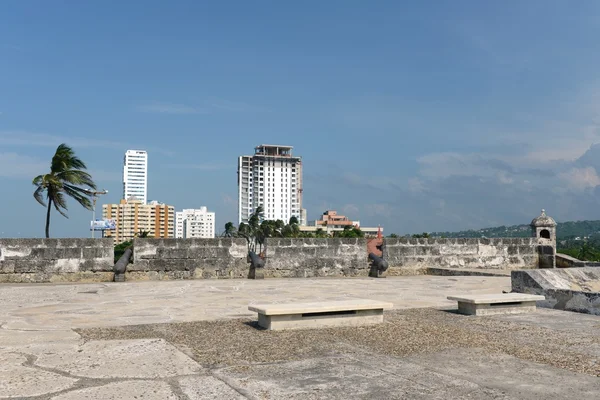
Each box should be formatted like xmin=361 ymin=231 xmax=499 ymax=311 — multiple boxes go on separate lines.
xmin=128 ymin=236 xmax=541 ymax=280
xmin=384 ymin=237 xmax=539 ymax=273
xmin=0 ymin=236 xmax=545 ymax=283
xmin=0 ymin=211 xmax=557 ymax=282
xmin=0 ymin=238 xmax=113 ymax=283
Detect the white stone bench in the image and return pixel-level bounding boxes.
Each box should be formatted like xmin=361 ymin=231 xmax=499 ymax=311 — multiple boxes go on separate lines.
xmin=447 ymin=293 xmax=545 ymax=316
xmin=248 ymin=299 xmax=394 ymax=330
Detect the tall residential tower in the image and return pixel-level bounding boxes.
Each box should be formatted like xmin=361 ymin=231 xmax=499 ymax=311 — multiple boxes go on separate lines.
xmin=123 ymin=150 xmax=148 ymax=204
xmin=237 ymin=144 xmax=304 ymax=224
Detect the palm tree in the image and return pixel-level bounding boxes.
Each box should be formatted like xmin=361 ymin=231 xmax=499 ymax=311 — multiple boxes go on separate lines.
xmin=237 ymin=206 xmax=264 ymax=252
xmin=33 ymin=144 xmax=96 ymax=238
xmin=223 ymin=222 xmax=236 ymax=237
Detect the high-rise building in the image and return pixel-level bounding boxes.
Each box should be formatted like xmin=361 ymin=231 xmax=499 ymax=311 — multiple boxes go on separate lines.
xmin=102 ymin=198 xmax=174 ymax=244
xmin=237 ymin=144 xmax=303 ymax=224
xmin=123 ymin=150 xmax=148 ymax=204
xmin=175 ymin=207 xmax=216 ymax=238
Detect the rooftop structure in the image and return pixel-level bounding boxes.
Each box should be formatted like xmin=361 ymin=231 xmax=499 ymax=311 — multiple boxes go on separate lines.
xmin=300 ymin=210 xmax=382 ymax=237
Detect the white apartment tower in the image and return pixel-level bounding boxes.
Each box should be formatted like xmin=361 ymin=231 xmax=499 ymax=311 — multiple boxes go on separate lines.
xmin=237 ymin=144 xmax=303 ymax=224
xmin=175 ymin=207 xmax=216 ymax=238
xmin=123 ymin=150 xmax=148 ymax=204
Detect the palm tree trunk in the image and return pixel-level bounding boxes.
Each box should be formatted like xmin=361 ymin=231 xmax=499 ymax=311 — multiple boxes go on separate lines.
xmin=45 ymin=199 xmax=52 ymax=238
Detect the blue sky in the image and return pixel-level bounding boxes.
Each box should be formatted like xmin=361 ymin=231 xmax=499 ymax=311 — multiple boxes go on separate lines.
xmin=2 ymin=0 xmax=600 ymax=237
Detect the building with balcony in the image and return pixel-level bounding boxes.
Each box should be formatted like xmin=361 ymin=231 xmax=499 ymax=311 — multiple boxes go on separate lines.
xmin=101 ymin=198 xmax=174 ymax=244
xmin=237 ymin=144 xmax=304 ymax=224
xmin=175 ymin=207 xmax=215 ymax=239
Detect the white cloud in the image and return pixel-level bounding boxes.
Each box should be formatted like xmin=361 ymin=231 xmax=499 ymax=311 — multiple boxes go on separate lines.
xmin=0 ymin=131 xmax=127 ymax=149
xmin=342 ymin=204 xmax=359 ymax=216
xmin=0 ymin=153 xmax=48 ymax=178
xmin=558 ymin=167 xmax=600 ymax=191
xmin=208 ymin=98 xmax=271 ymax=113
xmin=408 ymin=177 xmax=425 ymax=193
xmin=138 ymin=99 xmax=270 ymax=116
xmin=0 ymin=131 xmax=175 ymax=157
xmin=496 ymin=171 xmax=514 ymax=184
xmin=136 ymin=103 xmax=211 ymax=115
xmin=364 ymin=203 xmax=393 ymax=218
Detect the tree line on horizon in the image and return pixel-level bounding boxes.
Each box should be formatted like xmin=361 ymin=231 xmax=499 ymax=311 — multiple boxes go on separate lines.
xmin=222 ymin=206 xmax=365 ymax=254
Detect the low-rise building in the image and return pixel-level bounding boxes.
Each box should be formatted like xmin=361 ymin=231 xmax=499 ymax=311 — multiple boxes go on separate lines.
xmin=299 ymin=210 xmax=382 ymax=237
xmin=175 ymin=207 xmax=215 ymax=239
xmin=101 ymin=198 xmax=174 ymax=244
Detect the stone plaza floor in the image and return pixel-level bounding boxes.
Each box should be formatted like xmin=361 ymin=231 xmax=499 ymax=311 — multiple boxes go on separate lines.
xmin=1 ymin=276 xmax=599 ymax=399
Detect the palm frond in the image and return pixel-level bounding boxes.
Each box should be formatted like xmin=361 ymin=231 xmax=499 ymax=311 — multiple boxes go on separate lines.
xmin=33 ymin=186 xmax=47 ymax=206
xmin=32 ymin=174 xmax=45 ymax=186
xmin=57 ymin=170 xmax=96 ymax=189
xmin=52 ymin=191 xmax=69 ymax=218
xmin=63 ymin=184 xmax=93 ymax=210
xmin=51 ymin=144 xmax=88 ymax=173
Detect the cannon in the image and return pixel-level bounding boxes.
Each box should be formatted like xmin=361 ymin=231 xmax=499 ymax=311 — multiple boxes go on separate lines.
xmin=114 ymin=247 xmax=132 ymax=282
xmin=368 ymin=252 xmax=388 ymax=278
xmin=247 ymin=251 xmax=265 ymax=279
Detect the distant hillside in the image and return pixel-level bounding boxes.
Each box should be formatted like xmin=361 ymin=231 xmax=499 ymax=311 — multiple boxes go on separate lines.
xmin=429 ymin=220 xmax=600 ymax=240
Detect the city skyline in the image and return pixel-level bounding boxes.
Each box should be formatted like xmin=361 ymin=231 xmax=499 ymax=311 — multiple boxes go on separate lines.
xmin=2 ymin=2 xmax=600 ymax=238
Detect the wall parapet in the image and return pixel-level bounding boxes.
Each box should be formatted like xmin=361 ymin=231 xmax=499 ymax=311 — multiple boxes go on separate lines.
xmin=130 ymin=238 xmax=249 ymax=279
xmin=384 ymin=237 xmax=539 ymax=271
xmin=264 ymin=238 xmax=368 ymax=277
xmin=0 ymin=238 xmax=114 ymax=283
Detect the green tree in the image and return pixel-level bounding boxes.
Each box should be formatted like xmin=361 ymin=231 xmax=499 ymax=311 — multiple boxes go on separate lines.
xmin=114 ymin=240 xmax=132 ymax=263
xmin=334 ymin=226 xmax=364 ymax=238
xmin=223 ymin=222 xmax=236 ymax=237
xmin=412 ymin=232 xmax=430 ymax=239
xmin=315 ymin=228 xmax=328 ymax=238
xmin=113 ymin=230 xmax=150 ymax=263
xmin=237 ymin=206 xmax=264 ymax=252
xmin=388 ymin=233 xmax=399 ymax=238
xmin=33 ymin=144 xmax=96 ymax=238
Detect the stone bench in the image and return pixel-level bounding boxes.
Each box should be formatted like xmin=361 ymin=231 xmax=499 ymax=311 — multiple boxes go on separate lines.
xmin=248 ymin=299 xmax=393 ymax=330
xmin=447 ymin=293 xmax=545 ymax=316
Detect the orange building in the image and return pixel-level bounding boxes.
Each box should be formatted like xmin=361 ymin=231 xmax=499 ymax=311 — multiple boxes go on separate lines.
xmin=300 ymin=210 xmax=382 ymax=237
xmin=102 ymin=198 xmax=174 ymax=244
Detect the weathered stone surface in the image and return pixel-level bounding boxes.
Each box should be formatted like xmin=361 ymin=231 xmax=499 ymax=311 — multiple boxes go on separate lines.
xmin=0 ymin=238 xmax=113 ymax=282
xmin=178 ymin=376 xmax=246 ymax=400
xmin=556 ymin=253 xmax=600 ymax=268
xmin=35 ymin=339 xmax=203 ymax=378
xmin=264 ymin=238 xmax=368 ymax=277
xmin=131 ymin=238 xmax=248 ymax=278
xmin=512 ymin=268 xmax=600 ymax=315
xmin=0 ymin=277 xmax=509 ymax=330
xmin=0 ymin=352 xmax=77 ymax=398
xmin=51 ymin=380 xmax=179 ymax=400
xmin=385 ymin=237 xmax=539 ymax=271
xmin=406 ymin=348 xmax=600 ymax=399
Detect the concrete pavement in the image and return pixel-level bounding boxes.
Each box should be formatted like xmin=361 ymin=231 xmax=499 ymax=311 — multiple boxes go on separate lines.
xmin=2 ymin=276 xmax=599 ymax=399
